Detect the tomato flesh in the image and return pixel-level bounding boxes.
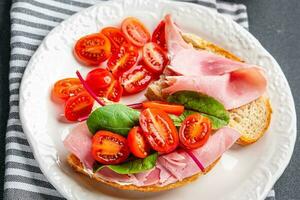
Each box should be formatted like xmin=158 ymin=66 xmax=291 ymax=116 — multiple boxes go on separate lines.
xmin=101 ymin=27 xmax=129 ymax=54
xmin=64 ymin=92 xmax=94 ymax=121
xmin=179 ymin=113 xmax=212 ymax=150
xmin=51 ymin=78 xmax=84 ymax=103
xmin=139 ymin=108 xmax=179 ymax=154
xmin=107 ymin=45 xmax=139 ymax=77
xmin=74 ymin=33 xmax=111 ymax=66
xmin=142 ymin=101 xmax=184 ymax=116
xmin=120 ymin=64 xmax=153 ymax=95
xmin=152 ymin=20 xmax=167 ymax=50
xmin=92 ymin=131 xmax=130 ymax=164
xmin=105 ymin=79 xmax=123 ymax=102
xmin=86 ymin=68 xmax=113 ymax=95
xmin=121 ymin=17 xmax=150 ymax=47
xmin=127 ymin=126 xmax=150 ymax=158
xmin=142 ymin=42 xmax=169 ymax=74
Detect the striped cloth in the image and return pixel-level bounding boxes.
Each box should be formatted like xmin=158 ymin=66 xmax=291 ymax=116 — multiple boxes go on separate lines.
xmin=4 ymin=0 xmax=275 ymax=199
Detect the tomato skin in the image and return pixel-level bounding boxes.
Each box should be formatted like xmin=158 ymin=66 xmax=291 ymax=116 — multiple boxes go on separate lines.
xmin=92 ymin=131 xmax=130 ymax=164
xmin=142 ymin=42 xmax=169 ymax=74
xmin=51 ymin=78 xmax=84 ymax=103
xmin=179 ymin=113 xmax=212 ymax=150
xmin=107 ymin=45 xmax=139 ymax=78
xmin=85 ymin=68 xmax=113 ymax=95
xmin=64 ymin=92 xmax=94 ymax=121
xmin=152 ymin=20 xmax=167 ymax=50
xmin=139 ymin=108 xmax=179 ymax=154
xmin=121 ymin=17 xmax=151 ymax=47
xmin=101 ymin=27 xmax=129 ymax=54
xmin=120 ymin=64 xmax=153 ymax=95
xmin=142 ymin=101 xmax=184 ymax=116
xmin=127 ymin=126 xmax=150 ymax=158
xmin=74 ymin=33 xmax=111 ymax=66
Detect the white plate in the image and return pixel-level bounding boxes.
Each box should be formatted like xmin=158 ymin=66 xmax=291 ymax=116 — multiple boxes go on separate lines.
xmin=19 ymin=0 xmax=297 ymax=199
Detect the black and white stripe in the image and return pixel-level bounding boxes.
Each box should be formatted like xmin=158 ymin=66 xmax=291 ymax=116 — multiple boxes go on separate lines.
xmin=5 ymin=0 xmax=273 ymax=199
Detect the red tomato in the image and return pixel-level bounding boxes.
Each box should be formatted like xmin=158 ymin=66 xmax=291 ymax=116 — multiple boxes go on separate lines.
xmin=121 ymin=17 xmax=151 ymax=47
xmin=152 ymin=20 xmax=167 ymax=50
xmin=179 ymin=113 xmax=212 ymax=150
xmin=142 ymin=42 xmax=169 ymax=74
xmin=105 ymin=79 xmax=123 ymax=102
xmin=86 ymin=68 xmax=114 ymax=96
xmin=92 ymin=131 xmax=130 ymax=164
xmin=51 ymin=78 xmax=84 ymax=103
xmin=142 ymin=101 xmax=184 ymax=116
xmin=127 ymin=126 xmax=150 ymax=158
xmin=101 ymin=27 xmax=129 ymax=54
xmin=64 ymin=92 xmax=94 ymax=121
xmin=120 ymin=64 xmax=153 ymax=95
xmin=107 ymin=45 xmax=139 ymax=77
xmin=74 ymin=33 xmax=111 ymax=66
xmin=139 ymin=108 xmax=179 ymax=154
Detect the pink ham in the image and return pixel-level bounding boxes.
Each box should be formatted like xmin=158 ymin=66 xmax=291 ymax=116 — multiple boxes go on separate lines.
xmin=163 ymin=14 xmax=267 ymax=109
xmin=63 ymin=124 xmax=240 ymax=186
xmin=63 ymin=123 xmax=94 ymax=169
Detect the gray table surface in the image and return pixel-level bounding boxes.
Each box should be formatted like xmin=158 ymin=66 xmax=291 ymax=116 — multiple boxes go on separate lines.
xmin=0 ymin=0 xmax=299 ymax=199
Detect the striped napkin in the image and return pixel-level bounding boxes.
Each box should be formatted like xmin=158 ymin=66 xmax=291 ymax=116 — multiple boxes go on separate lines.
xmin=4 ymin=0 xmax=275 ymax=199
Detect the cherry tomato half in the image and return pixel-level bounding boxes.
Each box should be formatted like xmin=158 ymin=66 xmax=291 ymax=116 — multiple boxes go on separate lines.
xmin=101 ymin=27 xmax=129 ymax=54
xmin=64 ymin=92 xmax=94 ymax=121
xmin=92 ymin=131 xmax=130 ymax=164
xmin=142 ymin=101 xmax=184 ymax=116
xmin=179 ymin=113 xmax=212 ymax=150
xmin=51 ymin=78 xmax=84 ymax=103
xmin=139 ymin=108 xmax=179 ymax=154
xmin=152 ymin=20 xmax=167 ymax=50
xmin=121 ymin=17 xmax=151 ymax=47
xmin=107 ymin=45 xmax=139 ymax=77
xmin=127 ymin=126 xmax=150 ymax=158
xmin=74 ymin=33 xmax=111 ymax=66
xmin=105 ymin=79 xmax=123 ymax=102
xmin=120 ymin=64 xmax=153 ymax=95
xmin=142 ymin=42 xmax=169 ymax=74
xmin=86 ymin=68 xmax=113 ymax=95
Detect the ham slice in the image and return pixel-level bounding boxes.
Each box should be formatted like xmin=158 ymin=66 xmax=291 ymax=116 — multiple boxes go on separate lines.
xmin=163 ymin=15 xmax=267 ymax=109
xmin=63 ymin=125 xmax=240 ymax=187
xmin=63 ymin=123 xmax=94 ymax=170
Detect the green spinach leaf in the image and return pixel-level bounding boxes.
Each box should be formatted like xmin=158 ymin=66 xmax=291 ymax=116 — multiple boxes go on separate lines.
xmin=94 ymin=153 xmax=158 ymax=174
xmin=87 ymin=104 xmax=140 ymax=135
xmin=167 ymin=91 xmax=229 ymax=129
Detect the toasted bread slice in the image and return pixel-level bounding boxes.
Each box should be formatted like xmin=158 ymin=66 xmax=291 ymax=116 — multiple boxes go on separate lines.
xmin=182 ymin=33 xmax=243 ymax=62
xmin=145 ymin=33 xmax=272 ymax=145
xmin=67 ymin=154 xmax=219 ymax=192
xmin=229 ymin=96 xmax=272 ymax=145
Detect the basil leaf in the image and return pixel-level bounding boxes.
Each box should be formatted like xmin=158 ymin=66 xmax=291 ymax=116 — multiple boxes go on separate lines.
xmin=167 ymin=91 xmax=229 ymax=129
xmin=94 ymin=153 xmax=158 ymax=174
xmin=87 ymin=104 xmax=140 ymax=135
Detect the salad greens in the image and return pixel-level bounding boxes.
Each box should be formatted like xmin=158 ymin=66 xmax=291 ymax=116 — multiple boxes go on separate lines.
xmin=94 ymin=153 xmax=158 ymax=174
xmin=87 ymin=104 xmax=140 ymax=135
xmin=168 ymin=91 xmax=229 ymax=129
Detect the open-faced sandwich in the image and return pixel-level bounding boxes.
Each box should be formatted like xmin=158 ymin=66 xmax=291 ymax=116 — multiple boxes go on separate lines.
xmin=51 ymin=14 xmax=272 ymax=192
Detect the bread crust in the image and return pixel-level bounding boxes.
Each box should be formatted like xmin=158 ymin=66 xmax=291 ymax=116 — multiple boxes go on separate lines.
xmin=67 ymin=154 xmax=219 ymax=192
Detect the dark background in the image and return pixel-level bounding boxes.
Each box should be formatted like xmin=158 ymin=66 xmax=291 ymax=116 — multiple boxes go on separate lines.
xmin=0 ymin=0 xmax=299 ymax=199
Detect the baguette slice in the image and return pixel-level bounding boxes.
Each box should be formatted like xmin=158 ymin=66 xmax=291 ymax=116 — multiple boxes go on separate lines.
xmin=145 ymin=33 xmax=272 ymax=145
xmin=67 ymin=154 xmax=219 ymax=192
